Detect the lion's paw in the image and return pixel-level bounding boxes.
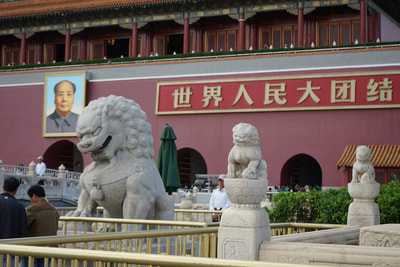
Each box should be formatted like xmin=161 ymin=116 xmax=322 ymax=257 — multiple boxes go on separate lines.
xmin=242 ymin=168 xmax=256 ymax=178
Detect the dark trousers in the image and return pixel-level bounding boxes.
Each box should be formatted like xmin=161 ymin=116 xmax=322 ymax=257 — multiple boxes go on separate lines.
xmin=21 ymin=257 xmax=48 ymax=267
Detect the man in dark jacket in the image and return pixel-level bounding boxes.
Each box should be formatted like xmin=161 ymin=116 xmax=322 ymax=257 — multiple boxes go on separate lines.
xmin=0 ymin=177 xmax=28 ymax=239
xmin=0 ymin=176 xmax=28 ymax=267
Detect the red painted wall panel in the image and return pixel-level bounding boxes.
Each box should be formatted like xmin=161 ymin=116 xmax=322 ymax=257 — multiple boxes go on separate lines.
xmin=1 ymin=65 xmax=400 ymax=187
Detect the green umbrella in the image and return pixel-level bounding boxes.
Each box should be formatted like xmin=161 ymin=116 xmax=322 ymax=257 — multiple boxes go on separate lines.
xmin=157 ymin=124 xmax=181 ymax=194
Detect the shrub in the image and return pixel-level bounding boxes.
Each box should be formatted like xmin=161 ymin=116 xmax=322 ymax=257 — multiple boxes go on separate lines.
xmin=376 ymin=179 xmax=400 ymax=224
xmin=267 ymin=180 xmax=400 ymax=224
xmin=268 ymin=190 xmax=321 ymax=223
xmin=314 ymin=187 xmax=352 ymax=224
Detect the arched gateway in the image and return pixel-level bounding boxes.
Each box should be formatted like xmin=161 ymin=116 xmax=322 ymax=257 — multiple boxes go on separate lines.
xmin=177 ymin=148 xmax=207 ymax=187
xmin=43 ymin=140 xmax=83 ymax=172
xmin=280 ymin=154 xmax=322 ymax=188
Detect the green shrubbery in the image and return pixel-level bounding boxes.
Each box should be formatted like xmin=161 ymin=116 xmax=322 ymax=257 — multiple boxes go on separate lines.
xmin=267 ymin=179 xmax=400 ymax=224
xmin=376 ymin=179 xmax=400 ymax=224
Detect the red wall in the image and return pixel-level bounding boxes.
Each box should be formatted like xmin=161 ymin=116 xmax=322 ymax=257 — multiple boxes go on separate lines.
xmin=1 ymin=65 xmax=399 ymax=187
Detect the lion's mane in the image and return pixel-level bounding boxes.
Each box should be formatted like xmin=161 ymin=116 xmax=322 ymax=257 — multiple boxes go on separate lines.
xmin=85 ymin=95 xmax=154 ymax=159
xmin=232 ymin=123 xmax=260 ymax=146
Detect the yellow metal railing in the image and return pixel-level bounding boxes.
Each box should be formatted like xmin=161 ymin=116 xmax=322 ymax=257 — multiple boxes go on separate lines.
xmin=1 ymin=227 xmax=219 ymax=258
xmin=56 ymin=207 xmax=222 ymax=222
xmin=270 ymin=222 xmax=347 ymax=236
xmin=59 ymin=216 xmax=219 ymax=235
xmin=0 ymin=243 xmax=329 ymax=267
xmin=0 ymin=218 xmax=344 ymax=267
xmin=57 ymin=212 xmax=345 ymax=236
xmin=174 ymin=208 xmax=222 ymax=222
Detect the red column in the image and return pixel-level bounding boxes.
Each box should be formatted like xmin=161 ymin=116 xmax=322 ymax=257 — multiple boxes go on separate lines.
xmin=145 ymin=31 xmax=153 ymax=56
xmin=249 ymin=23 xmax=257 ymax=49
xmin=79 ymin=39 xmax=87 ymax=61
xmin=0 ymin=40 xmax=2 ymax=66
xmin=305 ymin=20 xmax=310 ymax=47
xmin=375 ymin=11 xmax=381 ymax=42
xmin=297 ymin=8 xmax=304 ymax=47
xmin=310 ymin=19 xmax=316 ymax=46
xmin=196 ymin=28 xmax=203 ymax=53
xmin=20 ymin=32 xmax=26 ymax=65
xmin=183 ymin=17 xmax=190 ymax=54
xmin=238 ymin=13 xmax=245 ymax=50
xmin=131 ymin=23 xmax=138 ymax=57
xmin=360 ymin=2 xmax=367 ymax=44
xmin=64 ymin=29 xmax=71 ymax=62
xmin=36 ymin=41 xmax=43 ymax=64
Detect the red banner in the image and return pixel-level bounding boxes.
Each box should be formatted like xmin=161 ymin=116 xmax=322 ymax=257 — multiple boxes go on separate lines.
xmin=156 ymin=70 xmax=400 ymax=115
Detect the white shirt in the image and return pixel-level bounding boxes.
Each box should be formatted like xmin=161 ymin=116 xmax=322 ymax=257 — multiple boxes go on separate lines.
xmin=35 ymin=162 xmax=46 ymax=176
xmin=209 ymin=187 xmax=230 ymax=211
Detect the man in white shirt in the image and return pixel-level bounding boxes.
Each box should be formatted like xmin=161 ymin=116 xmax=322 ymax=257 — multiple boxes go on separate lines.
xmin=35 ymin=156 xmax=46 ymax=176
xmin=209 ymin=174 xmax=230 ymax=222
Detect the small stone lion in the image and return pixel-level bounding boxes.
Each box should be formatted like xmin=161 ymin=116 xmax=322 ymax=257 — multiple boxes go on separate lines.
xmin=351 ymin=145 xmax=376 ymax=184
xmin=69 ymin=95 xmax=174 ymax=230
xmin=227 ymin=123 xmax=267 ymax=179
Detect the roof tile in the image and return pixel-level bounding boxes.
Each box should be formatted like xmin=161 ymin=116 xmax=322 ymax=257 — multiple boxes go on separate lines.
xmin=337 ymin=145 xmax=400 ymax=168
xmin=0 ymin=0 xmax=179 ymax=18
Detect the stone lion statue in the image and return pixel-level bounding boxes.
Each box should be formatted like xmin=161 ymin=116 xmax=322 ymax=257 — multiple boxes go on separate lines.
xmin=227 ymin=122 xmax=267 ymax=179
xmin=351 ymin=145 xmax=376 ymax=184
xmin=69 ymin=95 xmax=174 ymax=229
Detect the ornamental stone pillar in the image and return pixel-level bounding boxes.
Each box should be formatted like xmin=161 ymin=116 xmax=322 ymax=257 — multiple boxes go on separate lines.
xmin=218 ymin=123 xmax=270 ymax=260
xmin=347 ymin=145 xmax=380 ymax=226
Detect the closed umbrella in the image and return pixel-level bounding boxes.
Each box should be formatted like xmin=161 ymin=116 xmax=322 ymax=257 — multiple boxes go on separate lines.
xmin=157 ymin=124 xmax=181 ymax=194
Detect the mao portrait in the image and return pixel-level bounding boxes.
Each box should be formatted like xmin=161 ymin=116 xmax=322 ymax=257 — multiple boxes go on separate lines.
xmin=43 ymin=72 xmax=87 ymax=137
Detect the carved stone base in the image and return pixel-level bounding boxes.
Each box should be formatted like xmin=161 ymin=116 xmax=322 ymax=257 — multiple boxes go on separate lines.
xmin=347 ymin=182 xmax=380 ymax=227
xmin=218 ymin=207 xmax=270 ymax=260
xmin=347 ymin=201 xmax=380 ymax=227
xmin=360 ymin=224 xmax=400 ymax=247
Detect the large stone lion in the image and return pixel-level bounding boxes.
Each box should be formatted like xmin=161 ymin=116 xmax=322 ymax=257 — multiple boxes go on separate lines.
xmin=69 ymin=95 xmax=174 ymax=229
xmin=227 ymin=123 xmax=267 ymax=179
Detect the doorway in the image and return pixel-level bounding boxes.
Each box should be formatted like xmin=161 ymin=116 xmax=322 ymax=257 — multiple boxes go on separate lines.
xmin=177 ymin=148 xmax=207 ymax=187
xmin=167 ymin=34 xmax=183 ymax=55
xmin=55 ymin=43 xmax=65 ymax=62
xmin=280 ymin=154 xmax=322 ymax=188
xmin=43 ymin=140 xmax=83 ymax=172
xmin=106 ymin=38 xmax=130 ymax=58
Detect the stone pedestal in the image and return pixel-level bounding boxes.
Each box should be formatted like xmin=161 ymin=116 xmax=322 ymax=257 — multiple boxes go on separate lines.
xmin=218 ymin=178 xmax=270 ymax=260
xmin=347 ymin=182 xmax=380 ymax=227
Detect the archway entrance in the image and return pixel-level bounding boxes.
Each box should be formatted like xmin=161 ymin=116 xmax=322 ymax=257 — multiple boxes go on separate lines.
xmin=43 ymin=140 xmax=83 ymax=172
xmin=177 ymin=148 xmax=207 ymax=187
xmin=280 ymin=154 xmax=322 ymax=188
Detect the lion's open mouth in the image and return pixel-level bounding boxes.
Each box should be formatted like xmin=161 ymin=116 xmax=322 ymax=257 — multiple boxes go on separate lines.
xmin=101 ymin=135 xmax=112 ymax=150
xmin=234 ymin=138 xmax=246 ymax=143
xmin=90 ymin=135 xmax=112 ymax=161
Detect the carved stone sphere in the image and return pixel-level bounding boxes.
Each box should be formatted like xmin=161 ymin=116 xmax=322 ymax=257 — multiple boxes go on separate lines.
xmin=224 ymin=178 xmax=268 ymax=205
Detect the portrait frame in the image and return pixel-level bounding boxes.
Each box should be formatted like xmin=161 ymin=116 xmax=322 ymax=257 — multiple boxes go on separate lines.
xmin=43 ymin=72 xmax=88 ymax=137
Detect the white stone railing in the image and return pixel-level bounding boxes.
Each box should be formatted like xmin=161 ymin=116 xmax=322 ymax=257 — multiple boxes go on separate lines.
xmin=2 ymin=162 xmax=81 ymax=179
xmin=0 ymin=160 xmax=81 ymax=204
